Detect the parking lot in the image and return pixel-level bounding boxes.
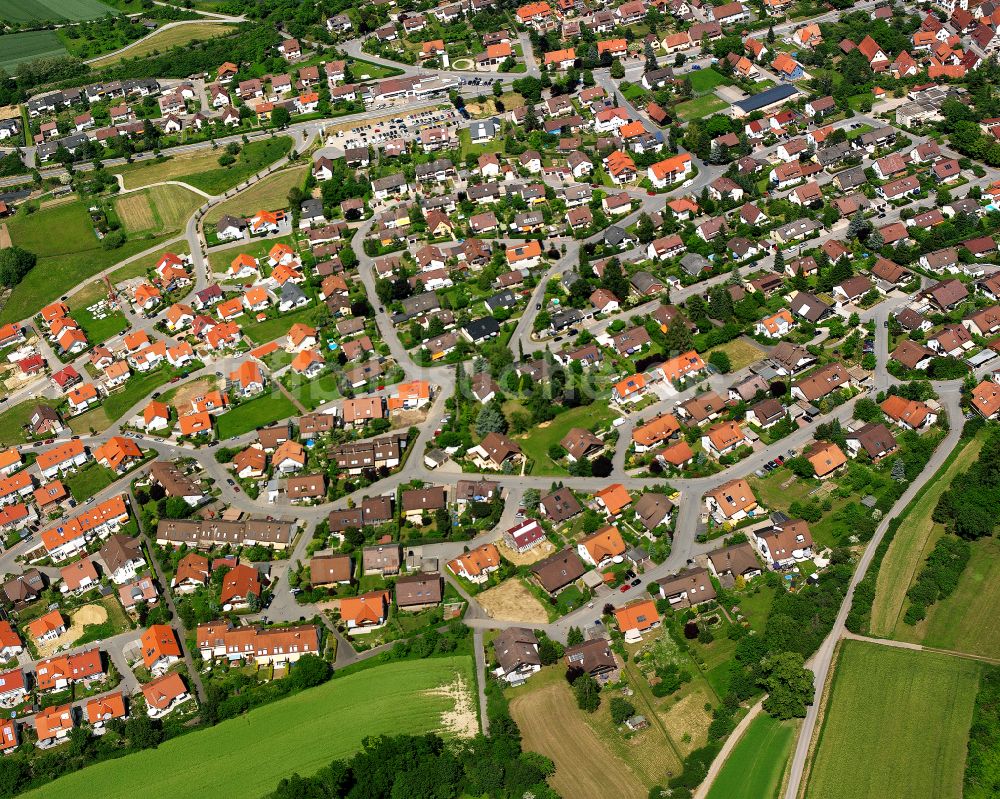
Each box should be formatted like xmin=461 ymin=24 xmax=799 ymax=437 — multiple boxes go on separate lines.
xmin=327 ymin=107 xmax=464 ymax=150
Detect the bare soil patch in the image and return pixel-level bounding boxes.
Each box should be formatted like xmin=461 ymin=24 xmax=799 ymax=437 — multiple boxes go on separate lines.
xmin=426 ymin=673 xmax=478 ymax=738
xmin=36 ymin=603 xmax=108 ymax=658
xmin=477 ymin=578 xmax=550 ymax=623
xmin=500 ymin=538 xmax=555 ymax=566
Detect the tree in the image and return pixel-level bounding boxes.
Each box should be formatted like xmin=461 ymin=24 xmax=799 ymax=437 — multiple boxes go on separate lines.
xmin=636 ymin=212 xmax=655 ymax=243
xmin=761 ymin=651 xmax=815 ymax=720
xmin=600 ymin=259 xmax=629 ymax=303
xmin=475 ymin=402 xmax=508 ymax=436
xmin=289 ymin=654 xmax=331 ymax=689
xmin=523 ymin=488 xmax=541 ymax=511
xmin=773 ymin=247 xmax=784 ymax=275
xmin=610 ymin=697 xmax=636 ymax=725
xmin=610 ymin=58 xmax=625 ymax=79
xmin=538 ymin=637 xmax=560 ymax=665
xmin=664 ymin=318 xmax=693 ymax=355
xmin=124 ymin=714 xmax=163 ymax=750
xmin=567 ymin=626 xmax=584 ymax=646
xmin=271 ymin=106 xmax=291 ymax=128
xmin=708 ymin=350 xmax=731 ymax=373
xmin=0 ymin=245 xmax=36 ymax=287
xmin=573 ymin=672 xmax=601 ymax=712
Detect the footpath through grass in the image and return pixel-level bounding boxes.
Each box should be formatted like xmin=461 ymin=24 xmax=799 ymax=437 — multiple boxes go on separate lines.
xmin=706 ymin=714 xmax=795 ymax=799
xmin=25 ymin=655 xmax=474 ymax=799
xmin=0 ymin=198 xmax=175 ymax=324
xmin=805 ymin=640 xmax=981 ymax=799
xmin=870 ymin=434 xmax=984 ymax=637
xmin=111 ymin=137 xmax=293 ymax=195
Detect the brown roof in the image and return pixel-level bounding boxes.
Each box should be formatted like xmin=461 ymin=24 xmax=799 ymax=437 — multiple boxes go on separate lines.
xmin=286 ymin=473 xmax=326 ymax=499
xmin=540 ymin=487 xmax=582 ymax=522
xmin=148 ymin=461 xmax=201 ymax=498
xmin=560 ymin=428 xmax=604 ymax=460
xmin=793 ymin=363 xmax=850 ymax=402
xmin=394 ymin=572 xmax=443 ymax=607
xmin=362 ymin=543 xmax=402 ymax=572
xmin=98 ymin=534 xmax=143 ymax=575
xmin=633 ymin=493 xmax=673 ymax=530
xmin=401 ymin=486 xmax=447 ymax=512
xmin=657 ymin=567 xmax=716 ymax=604
xmin=708 ymin=542 xmax=760 ymax=578
xmin=493 ymin=627 xmax=541 ymax=673
xmin=531 ymin=548 xmax=586 ymax=593
xmin=848 ymin=422 xmax=898 ymax=458
xmin=310 ymin=555 xmax=352 ymax=586
xmin=564 ymin=638 xmax=618 ymax=678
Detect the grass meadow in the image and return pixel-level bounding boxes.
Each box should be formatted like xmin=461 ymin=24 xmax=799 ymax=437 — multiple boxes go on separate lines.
xmin=26 ymin=656 xmax=474 ymax=799
xmin=870 ymin=435 xmax=984 ymax=637
xmin=805 ymin=640 xmax=980 ymax=799
xmin=111 ymin=137 xmax=293 ymax=195
xmin=0 ymin=198 xmax=174 ymax=324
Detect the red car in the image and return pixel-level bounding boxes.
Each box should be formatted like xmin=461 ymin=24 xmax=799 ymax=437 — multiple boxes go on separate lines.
xmin=619 ymin=584 xmax=630 ymax=593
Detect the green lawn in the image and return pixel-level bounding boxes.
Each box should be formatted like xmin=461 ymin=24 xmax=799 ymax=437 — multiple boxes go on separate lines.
xmin=111 ymin=137 xmax=293 ymax=195
xmin=805 ymin=640 xmax=981 ymax=799
xmin=69 ymin=368 xmax=177 ymax=433
xmin=348 ymin=57 xmax=404 ymax=80
xmin=72 ymin=304 xmax=129 ymax=344
xmin=871 ymin=435 xmax=984 ymax=637
xmin=515 ymin=403 xmax=615 ymax=475
xmin=282 ymin=370 xmax=342 ymax=411
xmin=0 ymin=198 xmax=175 ymax=324
xmin=240 ymin=304 xmax=319 ymax=345
xmin=897 ymin=536 xmax=1000 ymax=660
xmin=64 ymin=462 xmax=115 ymax=502
xmin=0 ymin=399 xmax=59 ymax=445
xmin=26 ymin=656 xmax=475 ymax=799
xmin=216 ymin=393 xmax=298 ymax=439
xmin=706 ymin=714 xmax=795 ymax=799
xmin=205 ymin=166 xmax=307 ymax=225
xmin=676 ymin=95 xmax=728 ymax=121
xmin=688 ymin=68 xmax=731 ymax=95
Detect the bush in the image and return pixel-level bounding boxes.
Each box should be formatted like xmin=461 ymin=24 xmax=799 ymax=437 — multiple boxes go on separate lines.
xmin=610 ymin=696 xmax=636 ymax=725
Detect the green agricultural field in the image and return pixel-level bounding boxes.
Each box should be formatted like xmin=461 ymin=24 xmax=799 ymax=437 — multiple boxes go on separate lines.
xmin=688 ymin=68 xmax=732 ymax=95
xmin=805 ymin=641 xmax=980 ymax=799
xmin=706 ymin=714 xmax=795 ymax=799
xmin=896 ymin=536 xmax=1000 ymax=660
xmin=205 ymin=166 xmax=307 ymax=225
xmin=870 ymin=435 xmax=984 ymax=637
xmin=0 ymin=198 xmax=174 ymax=324
xmin=111 ymin=137 xmax=293 ymax=195
xmin=216 ymin=393 xmax=298 ymax=439
xmin=514 ymin=403 xmax=616 ymax=475
xmin=0 ymin=30 xmax=68 ymax=72
xmin=113 ymin=184 xmax=203 ymax=236
xmin=26 ymin=656 xmax=475 ymax=799
xmin=676 ymin=95 xmax=728 ymax=121
xmin=0 ymin=0 xmax=115 ymax=23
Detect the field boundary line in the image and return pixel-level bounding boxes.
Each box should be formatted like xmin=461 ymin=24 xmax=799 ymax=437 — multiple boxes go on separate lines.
xmin=844 ymin=631 xmax=1000 ymax=666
